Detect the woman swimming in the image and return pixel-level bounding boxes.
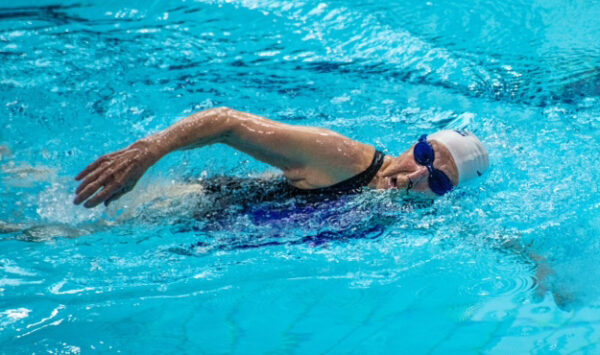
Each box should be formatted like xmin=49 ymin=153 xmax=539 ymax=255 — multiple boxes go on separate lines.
xmin=73 ymin=107 xmax=489 ymax=208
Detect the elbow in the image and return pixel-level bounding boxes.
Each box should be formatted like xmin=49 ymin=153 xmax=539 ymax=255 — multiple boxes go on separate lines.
xmin=204 ymin=106 xmax=239 ymax=143
xmin=207 ymin=106 xmax=235 ymax=116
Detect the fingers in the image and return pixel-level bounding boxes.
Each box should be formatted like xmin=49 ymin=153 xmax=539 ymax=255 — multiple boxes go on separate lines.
xmin=76 ymin=164 xmax=106 ymax=194
xmin=76 ymin=157 xmax=127 ymax=195
xmin=75 ymin=151 xmax=120 ymax=181
xmin=74 ymin=177 xmax=108 ymax=205
xmin=74 ymin=159 xmax=132 ymax=204
xmin=104 ymin=187 xmax=131 ymax=207
xmin=74 ymin=169 xmax=113 ymax=205
xmin=75 ymin=157 xmax=104 ymax=181
xmin=92 ymin=169 xmax=136 ymax=208
xmin=83 ymin=182 xmax=122 ymax=208
xmin=74 ymin=145 xmax=153 ymax=208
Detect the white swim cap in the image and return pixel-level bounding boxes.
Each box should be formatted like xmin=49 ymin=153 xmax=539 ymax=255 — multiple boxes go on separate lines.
xmin=428 ymin=130 xmax=489 ymax=184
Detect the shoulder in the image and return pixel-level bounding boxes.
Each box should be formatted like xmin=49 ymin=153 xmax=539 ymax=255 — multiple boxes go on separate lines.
xmin=284 ymin=144 xmax=376 ymax=189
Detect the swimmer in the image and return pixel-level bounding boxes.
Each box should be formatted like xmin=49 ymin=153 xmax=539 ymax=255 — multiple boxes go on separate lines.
xmin=73 ymin=107 xmax=489 ymax=208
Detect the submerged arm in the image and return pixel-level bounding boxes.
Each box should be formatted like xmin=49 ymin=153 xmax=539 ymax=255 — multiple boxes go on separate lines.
xmin=74 ymin=107 xmax=373 ymax=208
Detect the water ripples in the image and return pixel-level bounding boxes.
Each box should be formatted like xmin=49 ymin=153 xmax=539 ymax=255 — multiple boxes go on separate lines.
xmin=1 ymin=0 xmax=600 ymax=352
xmin=0 ymin=0 xmax=597 ymax=135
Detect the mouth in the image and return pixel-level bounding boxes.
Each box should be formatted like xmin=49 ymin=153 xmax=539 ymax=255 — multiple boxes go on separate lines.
xmin=387 ymin=177 xmax=398 ymax=189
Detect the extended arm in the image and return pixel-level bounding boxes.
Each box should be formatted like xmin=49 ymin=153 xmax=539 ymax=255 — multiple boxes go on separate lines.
xmin=74 ymin=107 xmax=374 ymax=208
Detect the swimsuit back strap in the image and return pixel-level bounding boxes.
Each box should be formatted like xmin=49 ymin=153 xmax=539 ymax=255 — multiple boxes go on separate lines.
xmin=292 ymin=150 xmax=386 ymax=195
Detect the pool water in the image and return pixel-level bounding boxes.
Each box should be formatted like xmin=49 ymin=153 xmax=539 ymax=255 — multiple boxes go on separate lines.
xmin=1 ymin=0 xmax=600 ymax=353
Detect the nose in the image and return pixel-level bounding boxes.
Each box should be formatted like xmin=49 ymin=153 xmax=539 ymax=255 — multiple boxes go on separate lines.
xmin=407 ymin=166 xmax=429 ymax=184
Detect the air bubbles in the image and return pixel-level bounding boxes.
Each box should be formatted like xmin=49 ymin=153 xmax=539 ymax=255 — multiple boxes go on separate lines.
xmin=36 ymin=182 xmax=102 ymax=225
xmin=112 ymin=9 xmax=141 ymax=20
xmin=330 ymin=95 xmax=350 ymax=104
xmin=0 ymin=308 xmax=31 ymax=329
xmin=256 ymin=50 xmax=280 ymax=57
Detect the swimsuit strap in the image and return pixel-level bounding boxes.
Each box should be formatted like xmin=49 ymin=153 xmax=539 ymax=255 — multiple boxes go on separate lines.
xmin=290 ymin=150 xmax=386 ymax=195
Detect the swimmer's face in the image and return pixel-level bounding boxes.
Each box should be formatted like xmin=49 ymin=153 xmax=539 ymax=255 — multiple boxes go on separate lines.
xmin=376 ymin=140 xmax=459 ymax=196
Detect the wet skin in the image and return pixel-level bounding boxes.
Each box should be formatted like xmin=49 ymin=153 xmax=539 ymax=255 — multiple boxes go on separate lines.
xmin=74 ymin=107 xmax=459 ymax=208
xmin=370 ymin=140 xmax=459 ymax=196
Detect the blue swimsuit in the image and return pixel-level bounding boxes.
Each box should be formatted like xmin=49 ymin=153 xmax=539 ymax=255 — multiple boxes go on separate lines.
xmin=175 ymin=151 xmax=388 ymax=254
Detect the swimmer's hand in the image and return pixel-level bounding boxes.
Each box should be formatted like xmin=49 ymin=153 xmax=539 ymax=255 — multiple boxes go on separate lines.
xmin=73 ymin=106 xmax=375 ymax=207
xmin=74 ymin=140 xmax=160 ymax=208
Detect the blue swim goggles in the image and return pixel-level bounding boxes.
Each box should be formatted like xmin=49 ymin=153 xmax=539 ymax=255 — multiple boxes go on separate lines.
xmin=413 ymin=135 xmax=454 ymax=196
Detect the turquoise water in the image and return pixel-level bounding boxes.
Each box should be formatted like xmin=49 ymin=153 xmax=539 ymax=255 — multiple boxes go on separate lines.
xmin=1 ymin=0 xmax=600 ymax=352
